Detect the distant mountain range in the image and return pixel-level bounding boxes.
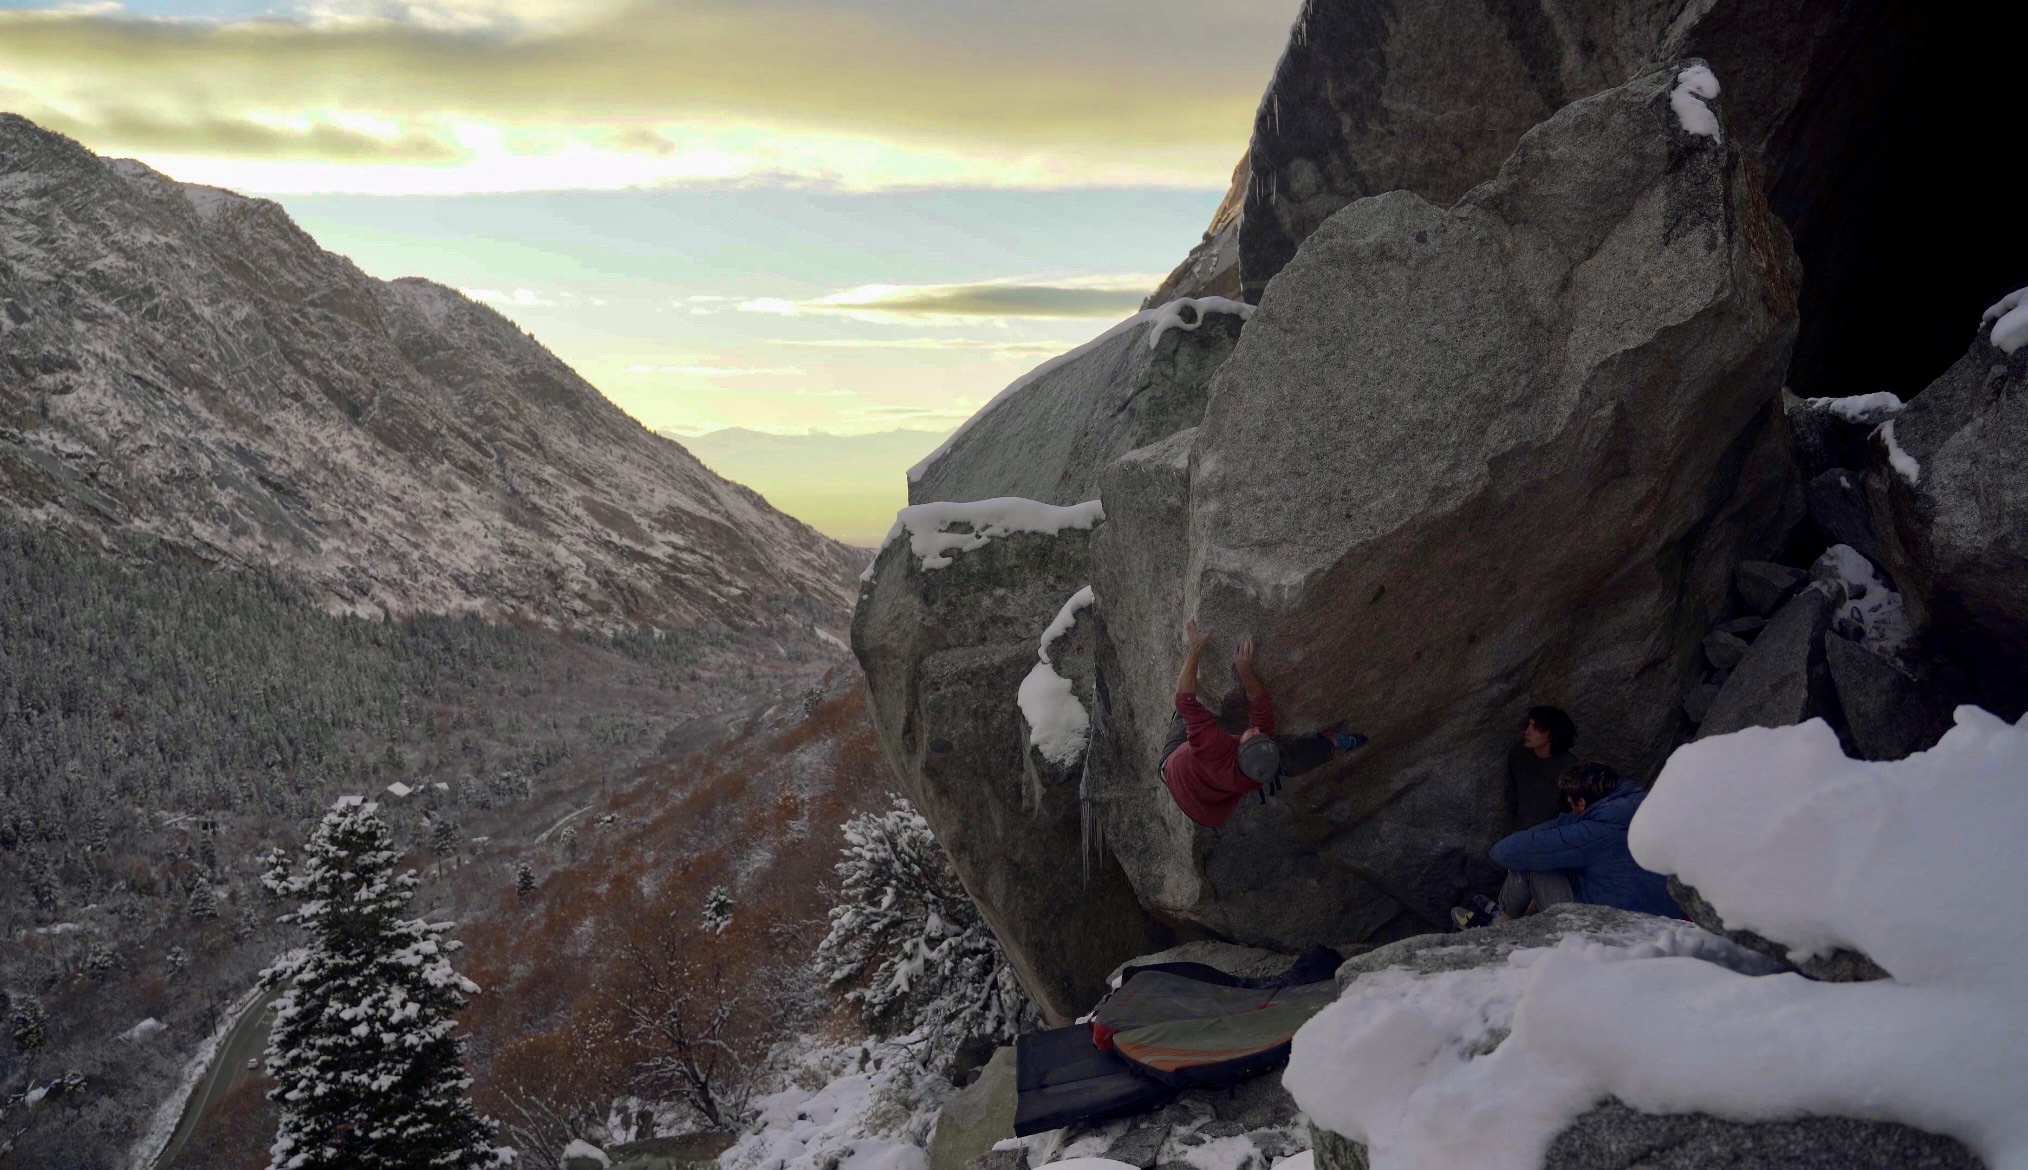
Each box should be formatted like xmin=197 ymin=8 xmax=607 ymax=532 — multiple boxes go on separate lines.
xmin=675 ymin=427 xmax=950 ymax=547
xmin=0 ymin=113 xmax=860 ymax=632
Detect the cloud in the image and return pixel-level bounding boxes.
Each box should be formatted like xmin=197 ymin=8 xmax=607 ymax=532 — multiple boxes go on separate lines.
xmin=772 ymin=337 xmax=1068 ymax=354
xmin=461 ymin=286 xmax=550 ymax=305
xmin=35 ymin=107 xmax=462 ymax=162
xmin=742 ymin=276 xmax=1154 ymax=321
xmin=0 ymin=0 xmax=1299 ymax=191
xmin=622 ymin=363 xmax=807 ymax=376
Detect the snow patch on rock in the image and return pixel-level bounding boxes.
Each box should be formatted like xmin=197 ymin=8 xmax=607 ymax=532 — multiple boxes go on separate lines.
xmin=117 ymin=1017 xmax=167 ymax=1043
xmin=1287 ymin=709 xmax=2028 ymax=1170
xmin=1815 ymin=544 xmax=1913 ymax=655
xmin=1878 ymin=420 xmax=1921 ymax=485
xmin=1803 ymin=391 xmax=1904 ymax=423
xmin=1669 ymin=64 xmax=1723 ymax=139
xmin=560 ymin=1138 xmax=610 ymax=1166
xmin=1146 ymin=296 xmax=1254 ymax=350
xmin=882 ymin=499 xmax=1105 ymax=572
xmin=1019 ymin=586 xmax=1098 ymax=767
xmin=1984 ymin=287 xmax=2028 ymax=354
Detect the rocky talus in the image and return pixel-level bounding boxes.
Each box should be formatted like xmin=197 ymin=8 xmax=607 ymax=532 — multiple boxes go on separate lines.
xmin=0 ymin=115 xmax=860 ymax=633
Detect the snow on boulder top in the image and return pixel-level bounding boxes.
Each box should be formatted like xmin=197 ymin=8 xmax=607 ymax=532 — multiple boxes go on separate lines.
xmin=118 ymin=1018 xmax=167 ymax=1043
xmin=1983 ymin=287 xmax=2028 ymax=354
xmin=1146 ymin=296 xmax=1254 ymax=350
xmin=1288 ymin=709 xmax=2028 ymax=1170
xmin=1803 ymin=391 xmax=1904 ymax=423
xmin=879 ymin=498 xmax=1106 ymax=572
xmin=561 ymin=1139 xmax=610 ymax=1166
xmin=1669 ymin=64 xmax=1722 ymax=139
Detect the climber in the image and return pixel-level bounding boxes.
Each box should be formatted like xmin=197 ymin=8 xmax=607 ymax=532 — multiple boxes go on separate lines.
xmin=1498 ymin=706 xmax=1580 ymax=919
xmin=1159 ymin=620 xmax=1366 ymax=828
xmin=1485 ymin=762 xmax=1682 ymax=919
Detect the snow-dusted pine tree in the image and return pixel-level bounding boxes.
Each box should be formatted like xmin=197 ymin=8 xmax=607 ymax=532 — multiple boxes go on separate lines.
xmin=10 ymin=996 xmax=46 ymax=1055
xmin=815 ymin=797 xmax=1035 ymax=1065
xmin=186 ymin=878 xmax=220 ymax=921
xmin=514 ymin=861 xmax=535 ymax=898
xmin=700 ymin=886 xmax=733 ymax=935
xmin=261 ymin=795 xmax=510 ymax=1169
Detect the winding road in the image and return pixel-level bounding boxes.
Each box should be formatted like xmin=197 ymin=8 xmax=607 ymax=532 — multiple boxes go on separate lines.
xmin=152 ymin=988 xmax=279 ymax=1170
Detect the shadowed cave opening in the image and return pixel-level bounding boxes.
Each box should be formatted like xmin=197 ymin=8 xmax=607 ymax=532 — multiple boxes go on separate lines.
xmin=1773 ymin=1 xmax=2028 ymax=400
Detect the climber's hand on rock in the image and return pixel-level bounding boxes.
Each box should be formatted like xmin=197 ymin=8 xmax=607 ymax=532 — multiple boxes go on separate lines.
xmin=1233 ymin=637 xmax=1260 ymax=683
xmin=1185 ymin=619 xmax=1215 ymax=653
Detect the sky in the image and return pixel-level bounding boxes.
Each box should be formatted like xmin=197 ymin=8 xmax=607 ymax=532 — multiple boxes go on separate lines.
xmin=0 ymin=0 xmax=1301 ymax=541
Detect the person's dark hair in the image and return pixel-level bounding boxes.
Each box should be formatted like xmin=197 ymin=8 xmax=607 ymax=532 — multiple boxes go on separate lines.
xmin=1525 ymin=706 xmax=1577 ymax=753
xmin=1558 ymin=762 xmax=1618 ymax=807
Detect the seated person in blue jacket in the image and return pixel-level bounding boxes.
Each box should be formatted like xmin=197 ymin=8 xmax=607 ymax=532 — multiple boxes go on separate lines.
xmin=1482 ymin=762 xmax=1682 ymax=921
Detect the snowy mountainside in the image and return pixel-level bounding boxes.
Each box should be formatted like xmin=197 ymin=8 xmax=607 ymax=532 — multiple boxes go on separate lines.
xmin=0 ymin=113 xmax=860 ymax=632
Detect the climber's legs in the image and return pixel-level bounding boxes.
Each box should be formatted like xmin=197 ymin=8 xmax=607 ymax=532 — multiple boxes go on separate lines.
xmin=1499 ymin=868 xmax=1577 ymax=919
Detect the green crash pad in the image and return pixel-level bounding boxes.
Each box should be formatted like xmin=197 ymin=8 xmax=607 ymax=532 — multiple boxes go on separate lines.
xmin=930 ymin=1046 xmax=1017 ymax=1170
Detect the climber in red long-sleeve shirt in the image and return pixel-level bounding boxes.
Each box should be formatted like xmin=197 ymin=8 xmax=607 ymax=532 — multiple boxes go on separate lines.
xmin=1159 ymin=620 xmax=1368 ymax=828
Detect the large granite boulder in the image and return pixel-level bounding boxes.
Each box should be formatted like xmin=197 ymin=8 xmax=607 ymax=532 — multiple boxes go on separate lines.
xmin=1090 ymin=63 xmax=1801 ymax=946
xmin=1209 ymin=0 xmax=2025 ymax=400
xmin=909 ymin=302 xmax=1248 ymax=508
xmin=852 ymin=503 xmax=1173 ymax=1022
xmin=1866 ymin=302 xmax=2028 ymax=714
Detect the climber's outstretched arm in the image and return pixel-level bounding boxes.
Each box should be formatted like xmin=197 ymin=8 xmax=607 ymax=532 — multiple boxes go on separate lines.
xmin=1176 ymin=619 xmax=1214 ymax=697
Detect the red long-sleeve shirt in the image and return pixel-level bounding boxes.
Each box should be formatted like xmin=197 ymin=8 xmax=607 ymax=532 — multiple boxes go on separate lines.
xmin=1161 ymin=690 xmax=1276 ymax=828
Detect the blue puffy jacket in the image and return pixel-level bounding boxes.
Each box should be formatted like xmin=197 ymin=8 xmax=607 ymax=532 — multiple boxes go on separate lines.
xmin=1489 ymin=780 xmax=1681 ymax=918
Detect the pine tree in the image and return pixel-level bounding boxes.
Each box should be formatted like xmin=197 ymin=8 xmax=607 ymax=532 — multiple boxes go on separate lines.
xmin=26 ymin=850 xmax=57 ymax=914
xmin=187 ymin=878 xmax=220 ymax=921
xmin=700 ymin=886 xmax=734 ymax=935
xmin=11 ymin=996 xmax=46 ymax=1055
xmin=261 ymin=796 xmax=509 ymax=1169
xmin=514 ymin=862 xmax=535 ymax=898
xmin=166 ymin=945 xmax=189 ymax=976
xmin=429 ymin=817 xmax=458 ymax=878
xmin=815 ymin=798 xmax=1036 ymax=1065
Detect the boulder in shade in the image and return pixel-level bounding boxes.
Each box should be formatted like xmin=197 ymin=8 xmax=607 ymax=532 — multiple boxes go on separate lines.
xmin=1698 ymin=585 xmax=1837 ymax=740
xmin=1737 ymin=561 xmax=1808 ymax=616
xmin=1823 ymin=632 xmax=1943 ymax=762
xmin=1867 ymin=300 xmax=2028 ymax=714
xmin=1806 ymin=467 xmax=1882 ymax=566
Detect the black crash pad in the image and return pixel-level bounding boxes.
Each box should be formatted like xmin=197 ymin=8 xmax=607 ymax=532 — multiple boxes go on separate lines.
xmin=1013 ymin=1025 xmax=1176 ymax=1136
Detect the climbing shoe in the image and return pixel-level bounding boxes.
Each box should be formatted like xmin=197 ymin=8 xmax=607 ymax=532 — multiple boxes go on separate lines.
xmin=1324 ymin=731 xmax=1370 ymax=752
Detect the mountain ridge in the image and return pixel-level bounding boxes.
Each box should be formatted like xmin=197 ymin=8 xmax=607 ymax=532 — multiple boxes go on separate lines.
xmin=0 ymin=113 xmax=860 ymax=634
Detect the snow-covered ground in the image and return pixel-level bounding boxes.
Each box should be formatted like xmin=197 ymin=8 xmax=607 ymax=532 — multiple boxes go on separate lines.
xmin=722 ymin=1038 xmax=954 ymax=1170
xmin=1284 ymin=707 xmax=2028 ymax=1170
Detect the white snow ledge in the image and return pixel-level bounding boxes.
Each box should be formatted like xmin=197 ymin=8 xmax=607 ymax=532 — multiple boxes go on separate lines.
xmin=874 ymin=498 xmax=1105 ymax=574
xmin=1019 ymin=586 xmax=1097 ymax=767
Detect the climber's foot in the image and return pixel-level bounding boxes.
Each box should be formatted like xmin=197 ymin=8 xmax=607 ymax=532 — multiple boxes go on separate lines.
xmin=1324 ymin=731 xmax=1369 ymax=752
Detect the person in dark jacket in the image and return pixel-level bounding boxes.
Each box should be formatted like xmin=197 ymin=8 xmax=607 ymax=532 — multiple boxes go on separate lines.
xmin=1499 ymin=706 xmax=1580 ymax=918
xmin=1489 ymin=763 xmax=1681 ymax=919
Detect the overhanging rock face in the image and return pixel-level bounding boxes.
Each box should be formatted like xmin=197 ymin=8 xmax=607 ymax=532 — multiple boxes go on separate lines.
xmin=1093 ymin=63 xmax=1801 ymax=945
